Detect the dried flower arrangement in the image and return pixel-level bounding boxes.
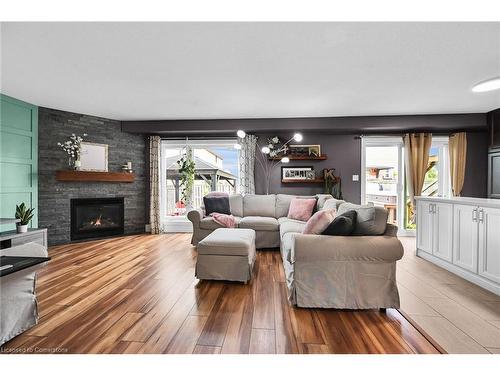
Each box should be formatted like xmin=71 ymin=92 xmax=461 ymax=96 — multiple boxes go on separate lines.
xmin=57 ymin=133 xmax=87 ymax=158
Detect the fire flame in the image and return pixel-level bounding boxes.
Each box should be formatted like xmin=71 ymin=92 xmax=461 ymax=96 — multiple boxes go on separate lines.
xmin=91 ymin=214 xmax=102 ymax=226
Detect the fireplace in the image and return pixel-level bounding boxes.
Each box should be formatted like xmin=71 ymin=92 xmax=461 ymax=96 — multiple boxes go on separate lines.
xmin=70 ymin=198 xmax=124 ymax=241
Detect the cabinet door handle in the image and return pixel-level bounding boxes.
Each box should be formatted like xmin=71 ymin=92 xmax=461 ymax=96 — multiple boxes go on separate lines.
xmin=479 ymin=208 xmax=484 ymax=223
xmin=472 ymin=208 xmax=478 ymax=222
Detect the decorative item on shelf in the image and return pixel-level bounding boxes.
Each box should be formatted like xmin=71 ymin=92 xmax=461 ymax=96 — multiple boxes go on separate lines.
xmin=237 ymin=130 xmax=303 ymax=194
xmin=14 ymin=202 xmax=35 ymax=233
xmin=323 ymin=168 xmax=343 ymax=200
xmin=306 ymin=170 xmax=316 ymax=180
xmin=79 ymin=142 xmax=108 ymax=172
xmin=282 ymin=166 xmax=314 ymax=181
xmin=57 ymin=133 xmax=87 ymax=170
xmin=121 ymin=161 xmax=133 ymax=173
xmin=288 ymin=144 xmax=321 ymax=157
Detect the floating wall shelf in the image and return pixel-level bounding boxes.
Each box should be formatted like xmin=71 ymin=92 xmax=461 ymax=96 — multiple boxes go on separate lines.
xmin=281 ymin=178 xmax=325 ymax=184
xmin=56 ymin=170 xmax=135 ymax=183
xmin=269 ymin=155 xmax=327 ymax=161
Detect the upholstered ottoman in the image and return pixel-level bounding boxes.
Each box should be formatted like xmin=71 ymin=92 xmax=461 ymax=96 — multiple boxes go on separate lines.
xmin=195 ymin=228 xmax=256 ymax=282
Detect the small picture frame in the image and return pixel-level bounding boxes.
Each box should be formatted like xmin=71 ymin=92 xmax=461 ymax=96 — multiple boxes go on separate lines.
xmin=282 ymin=166 xmax=314 ymax=181
xmin=289 ymin=144 xmax=321 ymax=157
xmin=79 ymin=142 xmax=108 ymax=172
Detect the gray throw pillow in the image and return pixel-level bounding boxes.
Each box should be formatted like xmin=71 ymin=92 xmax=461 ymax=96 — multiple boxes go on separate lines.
xmin=321 ymin=198 xmax=345 ymax=212
xmin=337 ymin=202 xmax=388 ymax=235
xmin=203 ymin=196 xmax=231 ymax=216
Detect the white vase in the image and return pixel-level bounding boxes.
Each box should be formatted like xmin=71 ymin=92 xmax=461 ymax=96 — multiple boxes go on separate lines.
xmin=16 ymin=224 xmax=28 ymax=233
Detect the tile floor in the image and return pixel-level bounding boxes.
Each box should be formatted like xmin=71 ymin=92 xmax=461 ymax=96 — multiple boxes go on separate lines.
xmin=398 ymin=236 xmax=500 ymax=354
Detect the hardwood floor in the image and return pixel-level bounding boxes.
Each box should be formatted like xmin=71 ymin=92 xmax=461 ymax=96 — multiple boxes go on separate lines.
xmin=0 ymin=233 xmax=441 ymax=354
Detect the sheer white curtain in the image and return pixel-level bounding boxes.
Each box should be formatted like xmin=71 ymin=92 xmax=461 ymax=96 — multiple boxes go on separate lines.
xmin=238 ymin=134 xmax=257 ymax=194
xmin=149 ymin=136 xmax=161 ymax=234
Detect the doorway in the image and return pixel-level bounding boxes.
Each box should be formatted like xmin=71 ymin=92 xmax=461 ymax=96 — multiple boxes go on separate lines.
xmin=361 ymin=137 xmax=405 ymax=234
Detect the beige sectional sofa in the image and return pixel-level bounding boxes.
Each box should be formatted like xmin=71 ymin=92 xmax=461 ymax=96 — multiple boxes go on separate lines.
xmin=187 ymin=193 xmax=403 ymax=309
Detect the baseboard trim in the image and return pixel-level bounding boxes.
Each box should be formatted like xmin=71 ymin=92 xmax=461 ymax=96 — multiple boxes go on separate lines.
xmin=163 ymin=220 xmax=193 ymax=233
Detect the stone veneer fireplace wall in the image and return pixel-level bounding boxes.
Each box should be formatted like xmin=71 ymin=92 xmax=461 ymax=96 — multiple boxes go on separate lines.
xmin=38 ymin=107 xmax=147 ymax=245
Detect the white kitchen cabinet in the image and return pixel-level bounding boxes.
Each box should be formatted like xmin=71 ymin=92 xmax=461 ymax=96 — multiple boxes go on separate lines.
xmin=478 ymin=206 xmax=500 ymax=284
xmin=453 ymin=204 xmax=479 ymax=273
xmin=416 ymin=196 xmax=500 ymax=296
xmin=433 ymin=202 xmax=453 ymax=262
xmin=416 ymin=200 xmax=452 ymax=261
xmin=416 ymin=200 xmax=434 ymax=254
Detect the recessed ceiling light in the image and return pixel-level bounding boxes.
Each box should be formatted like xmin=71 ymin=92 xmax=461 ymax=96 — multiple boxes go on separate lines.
xmin=472 ymin=77 xmax=500 ymax=93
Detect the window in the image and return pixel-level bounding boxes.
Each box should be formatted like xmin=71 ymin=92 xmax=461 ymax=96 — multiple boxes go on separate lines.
xmin=404 ymin=136 xmax=450 ymax=230
xmin=160 ymin=139 xmax=240 ymax=232
xmin=362 ymin=136 xmax=451 ymax=234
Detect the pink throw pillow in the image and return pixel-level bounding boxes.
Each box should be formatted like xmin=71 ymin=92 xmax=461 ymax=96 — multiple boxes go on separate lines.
xmin=287 ymin=198 xmax=317 ymax=222
xmin=302 ymin=209 xmax=337 ymax=234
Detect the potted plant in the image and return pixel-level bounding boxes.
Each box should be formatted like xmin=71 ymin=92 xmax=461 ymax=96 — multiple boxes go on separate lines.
xmin=15 ymin=202 xmax=35 ymax=233
xmin=177 ymin=148 xmax=196 ymax=210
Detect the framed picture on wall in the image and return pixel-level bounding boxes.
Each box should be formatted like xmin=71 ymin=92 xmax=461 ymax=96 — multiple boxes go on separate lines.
xmin=288 ymin=144 xmax=321 ymax=157
xmin=79 ymin=142 xmax=108 ymax=172
xmin=281 ymin=166 xmax=314 ymax=181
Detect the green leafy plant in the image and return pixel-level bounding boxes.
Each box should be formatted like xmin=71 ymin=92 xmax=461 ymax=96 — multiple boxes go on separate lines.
xmin=15 ymin=202 xmax=35 ymax=225
xmin=323 ymin=168 xmax=343 ymax=200
xmin=177 ymin=151 xmax=196 ymax=204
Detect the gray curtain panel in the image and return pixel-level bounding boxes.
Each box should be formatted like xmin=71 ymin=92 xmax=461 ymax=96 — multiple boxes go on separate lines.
xmin=149 ymin=136 xmax=161 ymax=234
xmin=238 ymin=134 xmax=257 ymax=194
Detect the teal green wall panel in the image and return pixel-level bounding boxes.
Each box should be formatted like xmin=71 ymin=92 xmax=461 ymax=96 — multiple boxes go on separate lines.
xmin=2 ymin=100 xmax=33 ymax=132
xmin=0 ymin=94 xmax=38 ymax=232
xmin=0 ymin=162 xmax=32 ymax=188
xmin=1 ymin=131 xmax=33 ymax=159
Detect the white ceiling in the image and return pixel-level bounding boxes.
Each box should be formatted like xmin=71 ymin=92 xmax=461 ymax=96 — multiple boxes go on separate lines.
xmin=1 ymin=22 xmax=499 ymax=121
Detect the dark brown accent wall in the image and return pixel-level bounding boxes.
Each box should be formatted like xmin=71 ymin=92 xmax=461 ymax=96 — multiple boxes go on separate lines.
xmin=488 ymin=108 xmax=500 ymax=148
xmin=462 ymin=131 xmax=489 ymax=198
xmin=253 ymin=131 xmax=488 ymax=201
xmin=254 ymin=133 xmax=362 ymax=203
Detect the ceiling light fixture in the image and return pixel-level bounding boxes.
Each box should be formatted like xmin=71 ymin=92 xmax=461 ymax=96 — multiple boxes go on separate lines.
xmin=472 ymin=77 xmax=500 ymax=93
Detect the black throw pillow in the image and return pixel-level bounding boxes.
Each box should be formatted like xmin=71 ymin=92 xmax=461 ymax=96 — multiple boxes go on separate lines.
xmin=321 ymin=210 xmax=357 ymax=236
xmin=203 ymin=196 xmax=231 ymax=216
